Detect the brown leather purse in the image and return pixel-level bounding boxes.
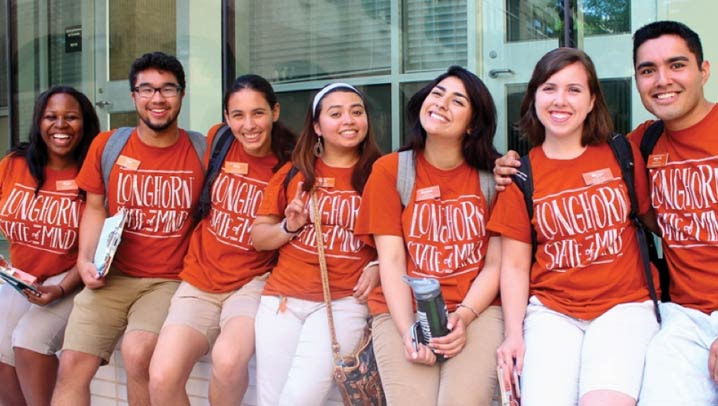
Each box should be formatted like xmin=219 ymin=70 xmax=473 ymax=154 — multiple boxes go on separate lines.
xmin=311 ymin=192 xmax=386 ymax=406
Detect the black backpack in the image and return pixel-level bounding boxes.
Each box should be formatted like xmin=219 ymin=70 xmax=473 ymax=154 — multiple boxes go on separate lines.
xmin=196 ymin=125 xmax=234 ymax=219
xmin=512 ymin=134 xmax=662 ymax=322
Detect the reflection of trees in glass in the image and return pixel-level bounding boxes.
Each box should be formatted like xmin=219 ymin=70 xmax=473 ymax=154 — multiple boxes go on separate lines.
xmin=506 ymin=0 xmax=561 ymax=42
xmin=507 ymin=0 xmax=629 ymax=43
xmin=582 ymin=0 xmax=629 ymax=36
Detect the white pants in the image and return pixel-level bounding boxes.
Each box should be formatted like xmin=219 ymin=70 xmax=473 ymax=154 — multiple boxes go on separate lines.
xmin=254 ymin=295 xmax=369 ymax=406
xmin=521 ymin=297 xmax=658 ymax=406
xmin=638 ymin=302 xmax=718 ymax=406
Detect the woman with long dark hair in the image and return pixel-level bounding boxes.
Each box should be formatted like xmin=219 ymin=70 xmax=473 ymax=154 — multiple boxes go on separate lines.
xmin=251 ymin=83 xmax=382 ymax=405
xmin=0 ymin=85 xmax=99 ymax=406
xmin=148 ymin=74 xmax=295 ymax=406
xmin=356 ymin=66 xmax=503 ymax=405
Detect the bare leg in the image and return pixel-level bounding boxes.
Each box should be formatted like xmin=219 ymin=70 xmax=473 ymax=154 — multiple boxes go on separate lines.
xmin=51 ymin=350 xmax=102 ymax=406
xmin=120 ymin=330 xmax=160 ymax=406
xmin=149 ymin=325 xmax=208 ymax=406
xmin=209 ymin=316 xmax=255 ymax=406
xmin=15 ymin=348 xmax=58 ymax=406
xmin=0 ymin=361 xmax=26 ymax=406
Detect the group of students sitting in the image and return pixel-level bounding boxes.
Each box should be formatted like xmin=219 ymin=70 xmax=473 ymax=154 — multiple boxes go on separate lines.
xmin=0 ymin=19 xmax=717 ymax=406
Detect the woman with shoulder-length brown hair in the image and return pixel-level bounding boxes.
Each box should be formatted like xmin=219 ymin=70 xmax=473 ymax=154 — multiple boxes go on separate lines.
xmin=251 ymin=83 xmax=382 ymax=405
xmin=488 ymin=47 xmax=660 ymax=406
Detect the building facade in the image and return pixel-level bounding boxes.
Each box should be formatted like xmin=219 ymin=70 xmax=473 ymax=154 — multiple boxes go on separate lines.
xmin=2 ymin=0 xmax=716 ymax=156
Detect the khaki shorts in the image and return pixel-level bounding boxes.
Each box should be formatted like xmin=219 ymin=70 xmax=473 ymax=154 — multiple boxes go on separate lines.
xmin=62 ymin=272 xmax=179 ymax=363
xmin=0 ymin=272 xmax=76 ymax=366
xmin=162 ymin=273 xmax=268 ymax=349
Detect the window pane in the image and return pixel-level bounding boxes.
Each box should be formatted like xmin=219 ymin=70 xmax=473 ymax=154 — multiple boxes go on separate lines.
xmin=582 ymin=0 xmax=630 ymax=36
xmin=400 ymin=81 xmax=429 ymax=146
xmin=507 ymin=0 xmax=630 ymax=42
xmin=48 ymin=0 xmax=82 ymax=87
xmin=277 ymin=85 xmax=392 ymax=154
xmin=404 ymin=0 xmax=467 ymax=72
xmin=245 ymin=1 xmax=391 ymax=83
xmin=108 ymin=0 xmax=176 ymax=81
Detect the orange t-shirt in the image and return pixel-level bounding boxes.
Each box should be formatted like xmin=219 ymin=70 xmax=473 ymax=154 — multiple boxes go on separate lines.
xmin=355 ymin=152 xmax=497 ymax=315
xmin=0 ymin=155 xmax=83 ymax=282
xmin=75 ymin=128 xmax=204 ymax=279
xmin=258 ymin=160 xmax=375 ymax=301
xmin=180 ymin=124 xmax=278 ymax=292
xmin=629 ymin=104 xmax=718 ymax=314
xmin=487 ymin=142 xmax=654 ymax=320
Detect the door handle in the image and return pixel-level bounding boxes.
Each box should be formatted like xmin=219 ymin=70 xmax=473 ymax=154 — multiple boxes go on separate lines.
xmin=489 ymin=69 xmax=515 ymax=79
xmin=95 ymin=100 xmax=112 ymax=108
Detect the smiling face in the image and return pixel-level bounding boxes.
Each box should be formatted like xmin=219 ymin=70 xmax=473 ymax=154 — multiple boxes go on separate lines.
xmin=313 ymin=91 xmax=368 ymax=156
xmin=131 ymin=68 xmax=183 ymax=133
xmin=635 ymin=34 xmax=710 ymax=130
xmin=534 ymin=62 xmax=595 ymax=143
xmin=419 ymin=76 xmax=473 ymax=140
xmin=224 ymin=88 xmax=278 ymax=157
xmin=40 ymin=93 xmax=84 ymax=168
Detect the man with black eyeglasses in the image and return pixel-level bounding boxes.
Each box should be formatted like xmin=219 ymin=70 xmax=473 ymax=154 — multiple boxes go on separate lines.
xmin=51 ymin=51 xmax=205 ymax=406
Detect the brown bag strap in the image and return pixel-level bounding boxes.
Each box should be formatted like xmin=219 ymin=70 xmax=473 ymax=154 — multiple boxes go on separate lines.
xmin=311 ymin=192 xmax=343 ymax=363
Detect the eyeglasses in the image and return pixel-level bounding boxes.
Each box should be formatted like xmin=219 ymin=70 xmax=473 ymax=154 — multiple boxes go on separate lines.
xmin=132 ymin=84 xmax=182 ymax=99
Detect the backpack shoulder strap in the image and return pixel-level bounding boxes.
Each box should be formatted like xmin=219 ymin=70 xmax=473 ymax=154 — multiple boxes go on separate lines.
xmin=101 ymin=127 xmax=134 ymax=194
xmin=196 ymin=125 xmax=234 ymax=219
xmin=513 ymin=154 xmax=536 ymax=258
xmin=608 ymin=134 xmax=638 ymax=218
xmin=396 ymin=150 xmax=416 ymax=208
xmin=639 ymin=120 xmax=664 ymax=163
xmin=479 ymin=170 xmax=495 ymax=212
xmin=185 ymin=129 xmax=207 ymax=173
xmin=607 ymin=133 xmax=662 ymax=323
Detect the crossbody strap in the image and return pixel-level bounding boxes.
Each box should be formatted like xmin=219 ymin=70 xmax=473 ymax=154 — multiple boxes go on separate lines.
xmin=312 ymin=192 xmax=343 ymax=363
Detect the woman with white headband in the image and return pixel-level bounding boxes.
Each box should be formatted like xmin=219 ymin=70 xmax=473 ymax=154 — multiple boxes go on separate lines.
xmin=251 ymin=83 xmax=382 ymax=404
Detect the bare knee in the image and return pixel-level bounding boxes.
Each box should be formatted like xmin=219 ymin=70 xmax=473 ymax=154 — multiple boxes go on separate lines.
xmin=56 ymin=350 xmax=101 ymax=385
xmin=121 ymin=334 xmax=157 ymax=381
xmin=214 ymin=346 xmax=253 ymax=385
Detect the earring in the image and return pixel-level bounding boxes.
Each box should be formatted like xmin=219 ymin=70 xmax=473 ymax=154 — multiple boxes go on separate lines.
xmin=313 ymin=136 xmax=324 ymax=157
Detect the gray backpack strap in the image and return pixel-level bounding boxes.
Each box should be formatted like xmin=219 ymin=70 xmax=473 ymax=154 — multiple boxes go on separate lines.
xmin=396 ymin=150 xmax=416 ymax=207
xmin=479 ymin=170 xmax=496 ymax=212
xmin=101 ymin=127 xmax=134 ymax=195
xmin=185 ymin=130 xmax=207 ymax=173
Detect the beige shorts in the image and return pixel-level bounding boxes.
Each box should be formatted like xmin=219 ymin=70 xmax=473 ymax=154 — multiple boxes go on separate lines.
xmin=162 ymin=273 xmax=268 ymax=349
xmin=62 ymin=272 xmax=179 ymax=363
xmin=0 ymin=272 xmax=76 ymax=366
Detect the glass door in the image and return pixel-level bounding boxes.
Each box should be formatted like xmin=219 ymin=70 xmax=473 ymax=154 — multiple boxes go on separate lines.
xmin=93 ymin=0 xmax=177 ymax=130
xmin=482 ymin=0 xmax=655 ymax=154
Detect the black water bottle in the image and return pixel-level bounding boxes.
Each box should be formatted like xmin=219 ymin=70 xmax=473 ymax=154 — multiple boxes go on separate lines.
xmin=403 ymin=275 xmax=450 ymax=362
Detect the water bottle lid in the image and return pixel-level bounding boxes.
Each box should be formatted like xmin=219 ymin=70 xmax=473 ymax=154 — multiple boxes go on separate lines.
xmin=402 ymin=275 xmax=441 ymax=299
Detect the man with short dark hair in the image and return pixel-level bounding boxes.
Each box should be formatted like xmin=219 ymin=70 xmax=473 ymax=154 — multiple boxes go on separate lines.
xmin=51 ymin=52 xmax=205 ymax=406
xmin=629 ymin=20 xmax=717 ymax=406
